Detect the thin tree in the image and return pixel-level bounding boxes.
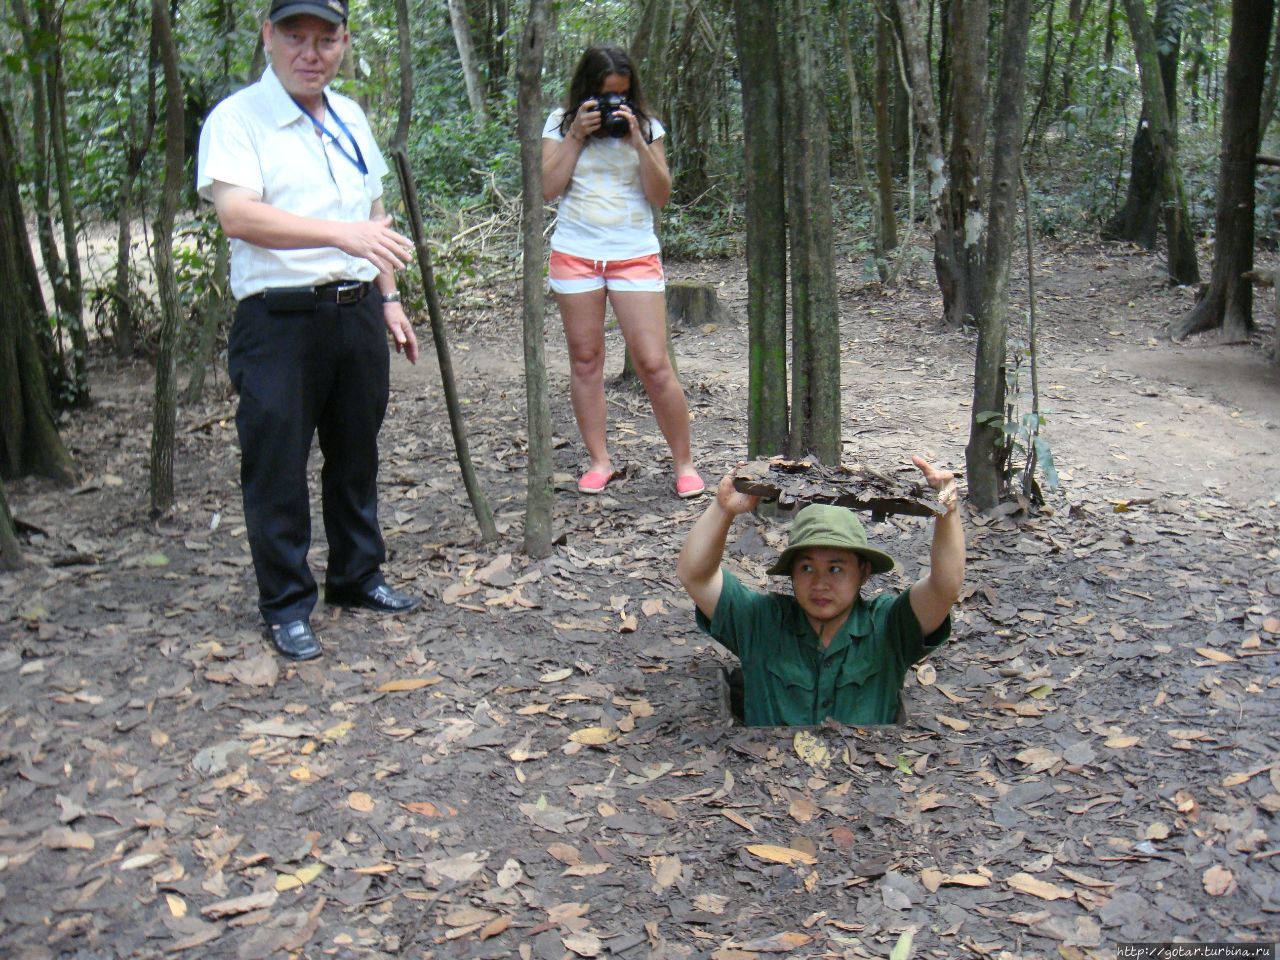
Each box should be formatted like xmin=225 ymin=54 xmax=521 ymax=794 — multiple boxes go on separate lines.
xmin=110 ymin=0 xmax=158 ymax=361
xmin=1103 ymin=0 xmax=1183 ymax=249
xmin=732 ymin=0 xmax=789 ymax=458
xmin=838 ymin=4 xmax=888 ymax=281
xmin=943 ymin=0 xmax=989 ymax=327
xmin=185 ymin=0 xmax=234 ymax=402
xmin=40 ymin=0 xmax=88 ymax=401
xmin=1171 ymin=0 xmax=1275 ymax=341
xmin=1260 ymin=4 xmax=1280 ymax=142
xmin=447 ymin=0 xmax=488 ymax=123
xmin=780 ymin=0 xmax=840 ymax=464
xmin=872 ymin=7 xmax=898 ymax=254
xmin=966 ymin=0 xmax=1032 ymax=510
xmin=11 ymin=0 xmax=74 ymax=401
xmin=389 ymin=0 xmax=497 ymax=542
xmin=631 ymin=0 xmax=675 ymax=112
xmin=516 ymin=0 xmax=553 ymax=556
xmin=894 ymin=0 xmax=962 ymax=323
xmin=1121 ymin=0 xmax=1199 ymax=285
xmin=0 ymin=95 xmax=75 ymax=485
xmin=148 ymin=0 xmax=184 ymax=518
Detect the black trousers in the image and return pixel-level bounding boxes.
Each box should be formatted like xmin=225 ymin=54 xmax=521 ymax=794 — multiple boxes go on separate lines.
xmin=228 ymin=288 xmax=390 ymax=624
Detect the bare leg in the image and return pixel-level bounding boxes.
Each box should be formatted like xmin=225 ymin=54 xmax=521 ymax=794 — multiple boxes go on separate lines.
xmin=556 ymin=288 xmax=612 ymax=475
xmin=609 ymin=290 xmax=698 ymax=480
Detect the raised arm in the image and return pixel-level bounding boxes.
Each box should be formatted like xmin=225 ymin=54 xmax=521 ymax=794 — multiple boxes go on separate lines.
xmin=208 ymin=181 xmax=413 ymax=276
xmin=621 ymin=106 xmax=671 ymax=207
xmin=907 ymin=456 xmax=966 ymax=635
xmin=677 ymin=473 xmax=759 ymax=619
xmin=541 ymin=103 xmax=598 ymax=201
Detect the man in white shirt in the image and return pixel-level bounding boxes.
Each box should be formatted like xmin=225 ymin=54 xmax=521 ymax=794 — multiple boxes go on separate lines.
xmin=197 ymin=0 xmax=420 ymax=661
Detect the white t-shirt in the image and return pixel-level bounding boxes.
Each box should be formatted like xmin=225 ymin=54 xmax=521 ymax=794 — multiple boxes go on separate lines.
xmin=196 ymin=67 xmax=389 ymax=300
xmin=542 ymin=108 xmax=666 ymax=260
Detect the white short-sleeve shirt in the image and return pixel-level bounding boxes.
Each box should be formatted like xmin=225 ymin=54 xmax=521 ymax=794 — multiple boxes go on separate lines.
xmin=542 ymin=108 xmax=665 ymax=261
xmin=197 ymin=66 xmax=390 ymax=300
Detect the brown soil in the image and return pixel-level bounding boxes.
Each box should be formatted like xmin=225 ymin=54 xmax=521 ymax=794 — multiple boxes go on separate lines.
xmin=1 ymin=239 xmax=1277 ymax=959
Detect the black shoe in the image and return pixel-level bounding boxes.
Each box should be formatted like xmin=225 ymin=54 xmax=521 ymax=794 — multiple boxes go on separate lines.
xmin=326 ymin=583 xmax=421 ymax=614
xmin=267 ymin=619 xmax=323 ymax=661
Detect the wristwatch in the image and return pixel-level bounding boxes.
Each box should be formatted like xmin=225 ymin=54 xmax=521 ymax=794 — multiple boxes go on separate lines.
xmin=382 ymin=291 xmax=401 ymax=304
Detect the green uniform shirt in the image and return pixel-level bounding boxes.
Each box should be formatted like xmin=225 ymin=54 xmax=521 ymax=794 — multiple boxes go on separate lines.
xmin=696 ymin=570 xmax=950 ymax=727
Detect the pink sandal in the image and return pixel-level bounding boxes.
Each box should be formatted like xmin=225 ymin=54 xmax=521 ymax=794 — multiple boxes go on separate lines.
xmin=577 ymin=470 xmax=613 ymax=495
xmin=675 ymin=473 xmax=706 ymax=499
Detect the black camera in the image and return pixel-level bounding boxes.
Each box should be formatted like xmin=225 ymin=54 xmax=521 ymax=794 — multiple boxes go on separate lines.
xmin=595 ymin=93 xmax=631 ymax=138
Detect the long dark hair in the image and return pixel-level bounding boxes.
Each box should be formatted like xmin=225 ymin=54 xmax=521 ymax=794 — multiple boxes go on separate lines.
xmin=559 ymin=46 xmax=655 ymax=142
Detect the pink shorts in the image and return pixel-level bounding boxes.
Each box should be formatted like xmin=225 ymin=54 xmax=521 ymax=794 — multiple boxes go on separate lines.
xmin=548 ymin=251 xmax=665 ymax=294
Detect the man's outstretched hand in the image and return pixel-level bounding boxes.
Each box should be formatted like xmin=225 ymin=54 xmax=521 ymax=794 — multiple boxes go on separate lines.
xmin=339 ymin=215 xmax=415 ymax=276
xmin=715 ymin=471 xmax=760 ymax=516
xmin=912 ymin=455 xmax=959 ymax=512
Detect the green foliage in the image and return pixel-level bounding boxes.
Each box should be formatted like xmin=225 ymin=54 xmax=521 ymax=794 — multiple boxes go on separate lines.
xmin=660 ymin=196 xmax=743 ymax=260
xmin=408 ymin=108 xmax=522 ymax=208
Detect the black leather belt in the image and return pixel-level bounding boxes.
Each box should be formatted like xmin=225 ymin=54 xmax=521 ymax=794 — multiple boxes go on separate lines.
xmin=316 ymin=281 xmax=372 ymax=304
xmin=246 ymin=281 xmax=372 ymax=309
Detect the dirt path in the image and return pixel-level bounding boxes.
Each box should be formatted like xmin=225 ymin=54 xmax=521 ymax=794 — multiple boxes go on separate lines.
xmin=1 ymin=241 xmax=1277 ymax=959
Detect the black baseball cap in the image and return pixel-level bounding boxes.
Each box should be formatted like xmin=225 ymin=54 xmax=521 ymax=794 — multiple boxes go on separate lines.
xmin=268 ymin=0 xmax=348 ymax=24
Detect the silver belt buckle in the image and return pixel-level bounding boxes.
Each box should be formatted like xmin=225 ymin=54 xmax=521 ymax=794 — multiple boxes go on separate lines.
xmin=334 ymin=282 xmax=364 ymax=305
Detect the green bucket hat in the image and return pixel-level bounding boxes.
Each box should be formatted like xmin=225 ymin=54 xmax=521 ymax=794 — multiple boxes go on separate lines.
xmin=766 ymin=503 xmax=896 ymax=576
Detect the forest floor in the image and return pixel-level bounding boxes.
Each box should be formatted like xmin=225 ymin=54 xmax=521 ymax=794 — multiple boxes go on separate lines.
xmin=1 ymin=238 xmax=1278 ymax=960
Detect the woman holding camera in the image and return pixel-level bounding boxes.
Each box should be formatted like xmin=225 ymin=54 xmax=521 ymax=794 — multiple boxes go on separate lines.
xmin=541 ymin=46 xmax=704 ymax=499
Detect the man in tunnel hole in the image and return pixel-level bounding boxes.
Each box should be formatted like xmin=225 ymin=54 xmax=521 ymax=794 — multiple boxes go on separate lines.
xmin=677 ymin=458 xmax=964 ymax=727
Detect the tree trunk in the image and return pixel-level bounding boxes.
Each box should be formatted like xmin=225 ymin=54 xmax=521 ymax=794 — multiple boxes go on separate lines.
xmin=632 ymin=0 xmax=675 ymax=113
xmin=733 ymin=0 xmax=789 ymax=459
xmin=966 ymin=0 xmax=1031 ymax=511
xmin=1025 ymin=0 xmax=1056 ymax=150
xmin=114 ymin=0 xmax=160 ymax=360
xmin=1104 ymin=121 xmax=1161 ymax=247
xmin=1272 ymin=271 xmax=1280 ymax=364
xmin=0 ymin=479 xmax=22 ymax=571
xmin=839 ymin=4 xmax=887 ymax=281
xmin=1171 ymin=0 xmax=1274 ymax=341
xmin=43 ymin=0 xmax=88 ymax=404
xmin=517 ymin=0 xmax=553 ymax=557
xmin=482 ymin=0 xmax=509 ymax=97
xmin=1260 ymin=3 xmax=1280 ymax=142
xmin=873 ymin=10 xmax=898 ymax=253
xmin=895 ymin=0 xmax=961 ymax=324
xmin=780 ymin=0 xmax=840 ymax=464
xmin=1122 ymin=0 xmax=1199 ymax=285
xmin=666 ymin=281 xmax=729 ymax=328
xmin=943 ymin=0 xmax=988 ymax=327
xmin=149 ymin=0 xmax=184 ymax=518
xmin=11 ymin=0 xmax=72 ymax=402
xmin=889 ymin=2 xmax=912 ymax=177
xmin=447 ymin=0 xmax=488 ymax=123
xmin=1056 ymin=0 xmax=1094 ymax=119
xmin=1104 ymin=0 xmax=1181 ymax=249
xmin=670 ymin=10 xmax=720 ymax=203
xmin=113 ymin=173 xmax=139 ymax=358
xmin=390 ymin=0 xmax=496 ymax=543
xmin=0 ymin=97 xmax=75 ymax=484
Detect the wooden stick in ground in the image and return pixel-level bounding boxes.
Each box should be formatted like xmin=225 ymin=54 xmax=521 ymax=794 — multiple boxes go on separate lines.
xmin=390 ymin=0 xmax=496 ymax=543
xmin=516 ymin=0 xmax=554 ymax=557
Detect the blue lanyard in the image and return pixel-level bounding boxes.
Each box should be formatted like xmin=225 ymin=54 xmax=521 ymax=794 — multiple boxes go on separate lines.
xmin=294 ymin=95 xmax=368 ymax=176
